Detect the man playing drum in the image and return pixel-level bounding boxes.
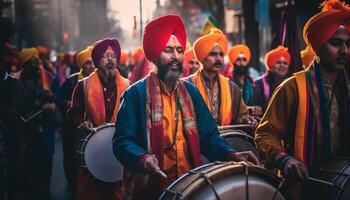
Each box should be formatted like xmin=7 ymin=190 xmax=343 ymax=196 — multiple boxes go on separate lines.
xmin=69 ymin=38 xmax=130 ymax=200
xmin=255 ymin=0 xmax=350 ymax=198
xmin=113 ymin=14 xmax=259 ymax=200
xmin=184 ymin=28 xmax=257 ymax=128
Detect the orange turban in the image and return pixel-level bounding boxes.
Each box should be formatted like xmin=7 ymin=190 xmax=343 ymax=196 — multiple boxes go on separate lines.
xmin=119 ymin=51 xmax=128 ymax=65
xmin=303 ymin=0 xmax=350 ymax=53
xmin=300 ymin=46 xmax=316 ymax=68
xmin=183 ymin=47 xmax=196 ymax=77
xmin=76 ymin=46 xmax=92 ymax=68
xmin=36 ymin=45 xmax=50 ymax=57
xmin=228 ymin=44 xmax=251 ymax=65
xmin=132 ymin=47 xmax=144 ymax=63
xmin=193 ymin=28 xmax=227 ymax=64
xmin=264 ymin=46 xmax=291 ymax=70
xmin=142 ymin=15 xmax=186 ymax=63
xmin=18 ymin=48 xmax=39 ymax=65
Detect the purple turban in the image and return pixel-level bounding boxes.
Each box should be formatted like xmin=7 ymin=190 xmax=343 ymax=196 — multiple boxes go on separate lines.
xmin=91 ymin=38 xmax=121 ymax=67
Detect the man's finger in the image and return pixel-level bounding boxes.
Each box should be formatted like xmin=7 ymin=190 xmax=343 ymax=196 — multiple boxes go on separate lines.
xmin=247 ymin=152 xmax=259 ymax=165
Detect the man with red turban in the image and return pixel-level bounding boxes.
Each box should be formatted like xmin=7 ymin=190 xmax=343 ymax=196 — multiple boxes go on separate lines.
xmin=184 ymin=28 xmax=257 ymax=130
xmin=69 ymin=38 xmax=130 ymax=200
xmin=113 ymin=15 xmax=259 ymax=199
xmin=253 ymin=46 xmax=291 ymax=111
xmin=181 ymin=47 xmax=200 ymax=77
xmin=57 ymin=46 xmax=95 ymax=194
xmin=255 ymin=1 xmax=350 ymax=198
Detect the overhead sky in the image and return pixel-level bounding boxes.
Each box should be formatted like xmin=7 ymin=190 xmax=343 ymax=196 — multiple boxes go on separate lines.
xmin=109 ymin=0 xmax=165 ymax=31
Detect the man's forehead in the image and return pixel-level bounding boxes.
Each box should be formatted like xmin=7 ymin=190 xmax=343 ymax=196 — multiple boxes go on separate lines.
xmin=238 ymin=53 xmax=246 ymax=59
xmin=210 ymin=43 xmax=224 ymax=52
xmin=165 ymin=35 xmax=181 ymax=47
xmin=105 ymin=46 xmax=114 ymax=53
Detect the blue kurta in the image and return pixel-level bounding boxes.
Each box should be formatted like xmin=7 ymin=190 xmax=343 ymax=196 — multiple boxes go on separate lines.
xmin=113 ymin=78 xmax=235 ymax=172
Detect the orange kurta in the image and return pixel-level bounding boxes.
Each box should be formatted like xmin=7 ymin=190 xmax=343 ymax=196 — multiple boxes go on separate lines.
xmin=159 ymin=81 xmax=192 ymax=189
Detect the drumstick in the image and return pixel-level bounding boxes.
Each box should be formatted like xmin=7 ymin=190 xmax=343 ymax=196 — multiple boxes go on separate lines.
xmin=20 ymin=109 xmax=44 ymax=122
xmin=308 ymin=177 xmax=339 ymax=188
xmin=156 ymin=169 xmax=168 ymax=178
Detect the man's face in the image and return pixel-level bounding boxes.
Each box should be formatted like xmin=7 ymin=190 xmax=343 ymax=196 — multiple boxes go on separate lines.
xmin=202 ymin=44 xmax=224 ymax=73
xmin=233 ymin=54 xmax=249 ymax=76
xmin=82 ymin=59 xmax=95 ymax=77
xmin=317 ymin=26 xmax=350 ymax=71
xmin=270 ymin=57 xmax=289 ymax=78
xmin=156 ymin=35 xmax=184 ymax=85
xmin=189 ymin=58 xmax=200 ymax=74
xmin=98 ymin=46 xmax=117 ymax=78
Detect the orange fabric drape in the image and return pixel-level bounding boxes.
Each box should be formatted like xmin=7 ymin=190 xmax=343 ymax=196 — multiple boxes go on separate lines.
xmin=84 ymin=70 xmax=129 ymax=125
xmin=192 ymin=70 xmax=233 ymax=125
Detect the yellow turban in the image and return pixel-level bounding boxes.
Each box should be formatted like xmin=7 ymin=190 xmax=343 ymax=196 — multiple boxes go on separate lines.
xmin=18 ymin=48 xmax=39 ymax=65
xmin=76 ymin=46 xmax=93 ymax=68
xmin=228 ymin=44 xmax=251 ymax=64
xmin=193 ymin=28 xmax=227 ymax=63
xmin=300 ymin=46 xmax=316 ymax=68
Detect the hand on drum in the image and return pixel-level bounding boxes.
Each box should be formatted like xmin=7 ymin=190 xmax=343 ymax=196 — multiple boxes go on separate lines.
xmin=283 ymin=157 xmax=308 ymax=181
xmin=230 ymin=151 xmax=260 ymax=165
xmin=140 ymin=154 xmax=167 ymax=178
xmin=241 ymin=116 xmax=258 ymax=129
xmin=78 ymin=121 xmax=96 ymax=134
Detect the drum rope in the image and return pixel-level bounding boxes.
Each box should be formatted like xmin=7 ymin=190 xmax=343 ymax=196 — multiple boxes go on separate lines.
xmin=270 ymin=177 xmax=285 ymax=200
xmin=188 ymin=170 xmax=221 ymax=200
xmin=242 ymin=163 xmax=250 ymax=200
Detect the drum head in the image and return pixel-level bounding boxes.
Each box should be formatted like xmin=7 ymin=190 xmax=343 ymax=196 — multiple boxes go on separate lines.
xmin=84 ymin=125 xmax=122 ymax=183
xmin=160 ymin=162 xmax=287 ymax=200
xmin=221 ymin=131 xmax=260 ymax=159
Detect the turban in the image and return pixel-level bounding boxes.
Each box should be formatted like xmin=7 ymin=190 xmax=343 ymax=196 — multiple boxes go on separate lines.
xmin=18 ymin=48 xmax=39 ymax=65
xmin=36 ymin=45 xmax=51 ymax=57
xmin=193 ymin=28 xmax=227 ymax=64
xmin=119 ymin=51 xmax=128 ymax=65
xmin=142 ymin=15 xmax=186 ymax=63
xmin=228 ymin=44 xmax=251 ymax=65
xmin=303 ymin=0 xmax=350 ymax=53
xmin=264 ymin=46 xmax=291 ymax=70
xmin=183 ymin=47 xmax=196 ymax=77
xmin=301 ymin=46 xmax=316 ymax=68
xmin=91 ymin=38 xmax=121 ymax=67
xmin=132 ymin=47 xmax=144 ymax=63
xmin=76 ymin=46 xmax=93 ymax=68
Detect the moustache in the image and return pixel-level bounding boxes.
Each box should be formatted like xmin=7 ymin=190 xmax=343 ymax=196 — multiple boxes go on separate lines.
xmin=213 ymin=62 xmax=222 ymax=67
xmin=167 ymin=60 xmax=181 ymax=67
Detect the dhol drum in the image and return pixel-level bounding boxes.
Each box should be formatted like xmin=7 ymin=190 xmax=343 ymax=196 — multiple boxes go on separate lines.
xmin=306 ymin=157 xmax=350 ymax=200
xmin=159 ymin=161 xmax=288 ymax=200
xmin=77 ymin=123 xmax=122 ymax=183
xmin=202 ymin=129 xmax=260 ymax=164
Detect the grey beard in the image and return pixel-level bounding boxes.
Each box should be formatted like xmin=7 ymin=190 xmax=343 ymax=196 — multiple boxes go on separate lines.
xmin=163 ymin=70 xmax=180 ymax=86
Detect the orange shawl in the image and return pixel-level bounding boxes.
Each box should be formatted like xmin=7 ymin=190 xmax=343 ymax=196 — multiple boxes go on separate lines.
xmin=191 ymin=70 xmax=233 ymax=125
xmin=83 ymin=70 xmax=130 ymax=126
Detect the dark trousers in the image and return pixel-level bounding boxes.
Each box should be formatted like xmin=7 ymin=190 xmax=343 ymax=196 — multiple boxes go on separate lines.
xmin=62 ymin=126 xmax=78 ymax=192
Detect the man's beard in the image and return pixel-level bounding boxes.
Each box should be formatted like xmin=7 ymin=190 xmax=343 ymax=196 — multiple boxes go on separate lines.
xmin=156 ymin=59 xmax=183 ymax=85
xmin=234 ymin=66 xmax=249 ymax=76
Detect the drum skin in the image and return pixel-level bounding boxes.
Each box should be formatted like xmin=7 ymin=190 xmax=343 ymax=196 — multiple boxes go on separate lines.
xmin=83 ymin=124 xmax=123 ymax=183
xmin=159 ymin=162 xmax=287 ymax=200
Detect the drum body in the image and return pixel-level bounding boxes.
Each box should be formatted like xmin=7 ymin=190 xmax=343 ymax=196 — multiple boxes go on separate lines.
xmin=160 ymin=161 xmax=288 ymax=200
xmin=77 ymin=123 xmax=122 ymax=183
xmin=307 ymin=157 xmax=350 ymax=200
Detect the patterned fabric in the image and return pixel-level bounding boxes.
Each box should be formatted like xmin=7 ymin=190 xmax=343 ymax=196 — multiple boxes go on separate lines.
xmin=83 ymin=70 xmax=129 ymax=126
xmin=189 ymin=69 xmax=233 ymax=125
xmin=294 ymin=62 xmax=349 ymax=167
xmin=145 ymin=71 xmax=201 ymax=197
xmin=202 ymin=75 xmax=220 ymax=122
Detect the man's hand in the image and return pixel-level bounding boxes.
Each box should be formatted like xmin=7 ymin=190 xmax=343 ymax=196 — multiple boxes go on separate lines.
xmin=139 ymin=154 xmax=167 ymax=178
xmin=43 ymin=103 xmax=56 ymax=111
xmin=283 ymin=157 xmax=308 ymax=181
xmin=242 ymin=115 xmax=258 ymax=129
xmin=78 ymin=121 xmax=95 ymax=134
xmin=230 ymin=151 xmax=260 ymax=165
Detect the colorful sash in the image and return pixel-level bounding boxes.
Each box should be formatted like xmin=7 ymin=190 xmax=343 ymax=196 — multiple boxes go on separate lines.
xmin=294 ymin=63 xmax=350 ymax=168
xmin=189 ymin=70 xmax=233 ymax=125
xmin=83 ymin=70 xmax=129 ymax=126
